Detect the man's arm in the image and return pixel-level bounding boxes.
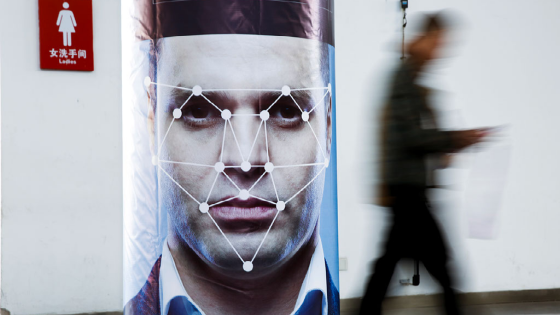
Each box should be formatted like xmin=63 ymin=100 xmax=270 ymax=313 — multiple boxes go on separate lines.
xmin=390 ymin=94 xmax=484 ymax=154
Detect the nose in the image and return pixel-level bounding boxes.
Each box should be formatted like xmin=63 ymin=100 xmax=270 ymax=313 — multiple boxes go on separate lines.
xmin=221 ymin=112 xmax=268 ymax=184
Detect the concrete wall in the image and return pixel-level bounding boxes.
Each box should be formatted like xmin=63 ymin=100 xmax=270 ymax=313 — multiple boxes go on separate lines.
xmin=336 ymin=0 xmax=560 ymax=299
xmin=0 ymin=0 xmax=122 ymax=314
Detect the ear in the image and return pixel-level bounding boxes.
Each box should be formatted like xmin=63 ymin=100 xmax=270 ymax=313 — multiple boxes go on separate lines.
xmin=325 ymin=92 xmax=332 ymax=165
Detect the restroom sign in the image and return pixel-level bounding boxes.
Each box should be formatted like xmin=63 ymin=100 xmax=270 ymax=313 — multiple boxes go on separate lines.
xmin=39 ymin=0 xmax=94 ymax=71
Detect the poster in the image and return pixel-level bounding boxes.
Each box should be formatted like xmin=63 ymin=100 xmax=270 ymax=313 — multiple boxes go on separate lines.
xmin=123 ymin=1 xmax=338 ymax=314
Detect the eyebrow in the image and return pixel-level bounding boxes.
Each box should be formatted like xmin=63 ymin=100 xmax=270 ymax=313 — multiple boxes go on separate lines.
xmin=168 ymin=89 xmax=315 ymax=112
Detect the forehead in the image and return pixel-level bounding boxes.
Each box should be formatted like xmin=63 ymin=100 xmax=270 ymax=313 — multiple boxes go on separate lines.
xmin=156 ymin=35 xmax=324 ymax=90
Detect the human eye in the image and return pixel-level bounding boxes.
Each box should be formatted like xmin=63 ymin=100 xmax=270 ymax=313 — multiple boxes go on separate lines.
xmin=180 ymin=102 xmax=221 ymax=128
xmin=269 ymin=103 xmax=305 ymax=129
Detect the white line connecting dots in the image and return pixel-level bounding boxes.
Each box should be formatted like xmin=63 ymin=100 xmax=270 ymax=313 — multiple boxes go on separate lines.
xmin=144 ymin=77 xmax=331 ymax=272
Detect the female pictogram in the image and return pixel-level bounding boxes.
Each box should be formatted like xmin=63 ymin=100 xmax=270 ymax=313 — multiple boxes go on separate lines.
xmin=56 ymin=2 xmax=77 ymax=47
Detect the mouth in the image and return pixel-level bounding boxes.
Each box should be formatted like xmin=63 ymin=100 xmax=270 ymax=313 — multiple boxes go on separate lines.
xmin=210 ymin=196 xmax=278 ymax=233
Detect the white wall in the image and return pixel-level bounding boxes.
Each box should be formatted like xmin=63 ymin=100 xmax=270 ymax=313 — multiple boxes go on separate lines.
xmin=0 ymin=0 xmax=122 ymax=314
xmin=336 ymin=0 xmax=560 ymax=299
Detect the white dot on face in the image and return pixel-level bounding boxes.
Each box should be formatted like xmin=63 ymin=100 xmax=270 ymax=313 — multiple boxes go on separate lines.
xmin=324 ymin=159 xmax=330 ymax=168
xmin=301 ymin=111 xmax=310 ymax=122
xmin=328 ymin=83 xmax=332 ymax=94
xmin=192 ymin=85 xmax=202 ymax=96
xmin=264 ymin=162 xmax=274 ymax=173
xmin=143 ymin=76 xmax=152 ymax=89
xmin=282 ymin=85 xmax=291 ymax=96
xmin=221 ymin=109 xmax=232 ymax=120
xmin=243 ymin=261 xmax=253 ymax=272
xmin=151 ymin=155 xmax=158 ymax=166
xmin=214 ymin=162 xmax=225 ymax=173
xmin=239 ymin=190 xmax=250 ymax=200
xmin=173 ymin=108 xmax=182 ymax=119
xmin=199 ymin=202 xmax=209 ymax=214
xmin=241 ymin=161 xmax=251 ymax=172
xmin=276 ymin=201 xmax=286 ymax=211
xmin=260 ymin=110 xmax=270 ymax=121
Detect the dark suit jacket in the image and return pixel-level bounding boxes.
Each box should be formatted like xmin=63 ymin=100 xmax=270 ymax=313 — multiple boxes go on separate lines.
xmin=125 ymin=256 xmax=340 ymax=315
xmin=382 ymin=60 xmax=463 ymax=188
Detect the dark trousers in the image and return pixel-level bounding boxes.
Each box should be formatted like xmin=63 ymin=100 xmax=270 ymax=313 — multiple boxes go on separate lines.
xmin=359 ymin=186 xmax=462 ymax=315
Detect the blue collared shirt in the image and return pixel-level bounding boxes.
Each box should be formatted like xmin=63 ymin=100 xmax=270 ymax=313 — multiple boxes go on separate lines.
xmin=159 ymin=239 xmax=328 ymax=315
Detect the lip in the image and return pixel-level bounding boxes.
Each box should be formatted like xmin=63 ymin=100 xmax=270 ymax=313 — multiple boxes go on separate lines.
xmin=210 ymin=196 xmax=277 ymax=233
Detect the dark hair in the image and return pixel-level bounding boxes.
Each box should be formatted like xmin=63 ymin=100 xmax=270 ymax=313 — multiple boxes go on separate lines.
xmin=421 ymin=12 xmax=450 ymax=33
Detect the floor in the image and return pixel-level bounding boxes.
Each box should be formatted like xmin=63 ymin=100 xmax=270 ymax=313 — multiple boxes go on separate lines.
xmin=341 ymin=301 xmax=560 ymax=315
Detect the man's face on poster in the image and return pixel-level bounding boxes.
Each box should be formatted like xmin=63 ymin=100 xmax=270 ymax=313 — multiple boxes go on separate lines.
xmin=153 ymin=35 xmax=332 ymax=273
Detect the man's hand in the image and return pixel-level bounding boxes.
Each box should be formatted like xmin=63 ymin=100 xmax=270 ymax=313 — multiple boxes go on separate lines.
xmin=452 ymin=129 xmax=488 ymax=150
xmin=441 ymin=154 xmax=454 ymax=168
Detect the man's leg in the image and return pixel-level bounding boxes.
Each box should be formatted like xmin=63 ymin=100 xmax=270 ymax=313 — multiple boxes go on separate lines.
xmin=359 ymin=254 xmax=399 ymax=315
xmin=420 ymin=216 xmax=462 ymax=315
xmin=360 ymin=186 xmax=419 ymax=315
xmin=423 ymin=258 xmax=462 ymax=315
xmin=359 ymin=227 xmax=403 ymax=315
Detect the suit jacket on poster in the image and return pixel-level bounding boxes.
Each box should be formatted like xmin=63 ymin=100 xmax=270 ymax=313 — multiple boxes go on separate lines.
xmin=124 ymin=256 xmax=340 ymax=315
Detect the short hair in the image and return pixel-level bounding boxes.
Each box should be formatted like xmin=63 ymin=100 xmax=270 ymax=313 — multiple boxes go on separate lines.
xmin=420 ymin=11 xmax=454 ymax=34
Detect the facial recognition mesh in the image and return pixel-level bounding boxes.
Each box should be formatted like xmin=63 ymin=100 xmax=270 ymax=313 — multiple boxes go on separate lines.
xmin=148 ymin=81 xmax=332 ymax=272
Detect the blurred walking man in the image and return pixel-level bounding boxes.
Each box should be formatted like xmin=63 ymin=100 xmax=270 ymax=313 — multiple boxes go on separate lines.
xmin=359 ymin=13 xmax=487 ymax=315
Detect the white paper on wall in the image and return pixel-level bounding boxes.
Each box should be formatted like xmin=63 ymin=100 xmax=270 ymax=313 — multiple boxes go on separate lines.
xmin=463 ymin=137 xmax=511 ymax=240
